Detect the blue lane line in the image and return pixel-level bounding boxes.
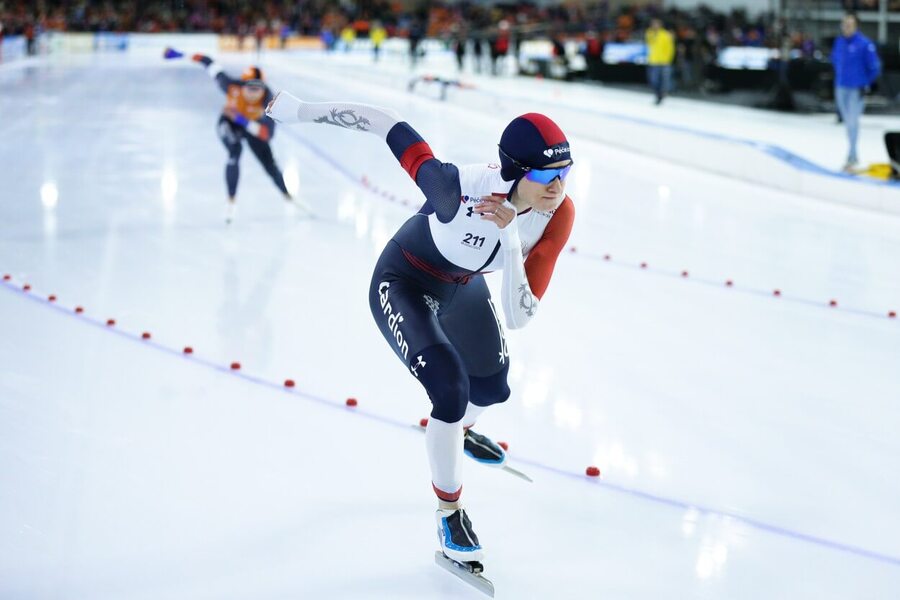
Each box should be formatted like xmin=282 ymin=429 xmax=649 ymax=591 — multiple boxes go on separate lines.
xmin=3 ymin=278 xmax=900 ymax=568
xmin=279 ymin=127 xmax=899 ymax=323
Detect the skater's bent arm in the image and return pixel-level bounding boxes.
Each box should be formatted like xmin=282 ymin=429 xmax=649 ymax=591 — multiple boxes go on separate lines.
xmin=498 ymin=219 xmax=539 ymax=330
xmin=523 ymin=197 xmax=575 ymax=299
xmin=497 ymin=197 xmax=574 ymax=329
xmin=227 ymin=111 xmax=273 ymax=141
xmin=267 ymin=92 xmax=461 ymax=222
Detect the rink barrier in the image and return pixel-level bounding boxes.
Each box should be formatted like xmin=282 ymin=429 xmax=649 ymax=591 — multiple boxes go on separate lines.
xmin=278 ymin=130 xmax=900 ymax=323
xmin=485 ymin=89 xmax=900 ymax=211
xmin=277 ymin=56 xmax=899 ymax=212
xmin=467 ymin=82 xmax=900 ymax=210
xmin=3 ymin=274 xmax=900 ymax=569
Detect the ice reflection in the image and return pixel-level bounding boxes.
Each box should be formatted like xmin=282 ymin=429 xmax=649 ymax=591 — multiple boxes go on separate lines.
xmin=40 ymin=181 xmax=58 ymax=209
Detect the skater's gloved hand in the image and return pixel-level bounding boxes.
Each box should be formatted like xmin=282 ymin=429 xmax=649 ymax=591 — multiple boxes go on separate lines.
xmin=266 ymin=90 xmax=303 ymax=123
xmin=223 ymin=107 xmax=248 ymax=127
xmin=163 ymin=47 xmax=183 ymax=60
xmin=473 ymin=195 xmax=516 ymax=230
xmin=192 ymin=53 xmax=213 ymax=67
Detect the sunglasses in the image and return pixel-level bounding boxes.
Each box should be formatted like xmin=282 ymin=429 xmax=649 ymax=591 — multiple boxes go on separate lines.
xmin=525 ymin=164 xmax=573 ymax=184
xmin=499 ymin=145 xmax=573 ymax=184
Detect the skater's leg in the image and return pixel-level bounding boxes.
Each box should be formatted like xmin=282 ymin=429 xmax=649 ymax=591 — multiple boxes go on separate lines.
xmin=369 ymin=247 xmax=486 ymax=562
xmin=464 ymin=365 xmax=511 ymax=425
xmin=218 ymin=116 xmax=242 ymax=199
xmin=440 ymin=278 xmax=511 ymax=423
xmin=439 ymin=277 xmax=511 ymax=464
xmin=368 ymin=252 xmax=467 ymax=502
xmin=246 ymin=130 xmax=290 ymax=196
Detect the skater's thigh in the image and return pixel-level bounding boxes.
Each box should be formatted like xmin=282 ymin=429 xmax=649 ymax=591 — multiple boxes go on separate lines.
xmin=369 ymin=271 xmax=450 ymax=367
xmin=217 ymin=117 xmax=242 ymax=155
xmin=439 ymin=276 xmax=507 ymax=378
xmin=246 ymin=134 xmax=275 ymax=164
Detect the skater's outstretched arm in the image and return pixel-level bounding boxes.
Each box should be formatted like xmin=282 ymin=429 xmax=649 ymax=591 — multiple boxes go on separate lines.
xmin=266 ymin=92 xmax=461 ymax=223
xmin=191 ymin=54 xmax=239 ymax=93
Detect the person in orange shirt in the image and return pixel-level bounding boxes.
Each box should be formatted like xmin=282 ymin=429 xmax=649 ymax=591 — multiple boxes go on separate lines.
xmin=165 ymin=47 xmax=298 ymax=222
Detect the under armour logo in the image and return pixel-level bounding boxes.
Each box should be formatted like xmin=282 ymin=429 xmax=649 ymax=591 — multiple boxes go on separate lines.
xmin=466 ymin=206 xmax=474 ymax=217
xmin=410 ymin=355 xmax=427 ymax=377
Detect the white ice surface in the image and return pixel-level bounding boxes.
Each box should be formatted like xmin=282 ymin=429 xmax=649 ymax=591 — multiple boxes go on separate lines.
xmin=1 ymin=51 xmax=900 ymax=599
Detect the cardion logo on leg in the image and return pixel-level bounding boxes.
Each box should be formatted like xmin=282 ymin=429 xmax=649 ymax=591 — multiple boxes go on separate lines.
xmin=378 ymin=282 xmax=409 ymax=360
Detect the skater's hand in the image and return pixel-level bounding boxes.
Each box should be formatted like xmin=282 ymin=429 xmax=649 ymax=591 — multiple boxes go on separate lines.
xmin=223 ymin=107 xmax=240 ymax=121
xmin=474 ymin=194 xmax=516 ymax=229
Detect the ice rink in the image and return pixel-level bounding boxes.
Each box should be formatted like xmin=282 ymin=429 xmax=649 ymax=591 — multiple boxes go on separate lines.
xmin=2 ymin=49 xmax=900 ymax=599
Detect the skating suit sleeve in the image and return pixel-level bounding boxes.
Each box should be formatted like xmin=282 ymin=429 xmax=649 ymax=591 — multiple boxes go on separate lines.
xmin=193 ymin=54 xmax=240 ymax=93
xmin=496 ymin=196 xmax=574 ymax=329
xmin=265 ymin=93 xmax=461 ymax=222
xmin=385 ymin=122 xmax=460 ymax=224
xmin=522 ymin=197 xmax=575 ymax=300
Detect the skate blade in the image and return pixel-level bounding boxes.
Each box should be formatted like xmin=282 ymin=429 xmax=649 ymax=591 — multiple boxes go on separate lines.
xmin=435 ymin=551 xmax=495 ymax=597
xmin=501 ymin=464 xmax=533 ymax=483
xmin=413 ymin=424 xmax=533 ymax=483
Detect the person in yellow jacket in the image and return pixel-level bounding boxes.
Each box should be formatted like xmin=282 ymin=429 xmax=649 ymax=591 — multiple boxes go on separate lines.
xmin=645 ymin=18 xmax=675 ymax=105
xmin=340 ymin=25 xmax=356 ymax=52
xmin=371 ymin=21 xmax=388 ymax=62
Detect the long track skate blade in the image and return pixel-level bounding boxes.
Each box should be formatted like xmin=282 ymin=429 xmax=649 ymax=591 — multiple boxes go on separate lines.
xmin=501 ymin=464 xmax=533 ymax=483
xmin=435 ymin=551 xmax=495 ymax=597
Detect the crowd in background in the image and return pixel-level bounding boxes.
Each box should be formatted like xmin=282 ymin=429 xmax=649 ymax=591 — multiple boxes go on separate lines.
xmin=0 ymin=1 xmax=890 ymax=101
xmin=0 ymin=1 xmax=844 ymax=55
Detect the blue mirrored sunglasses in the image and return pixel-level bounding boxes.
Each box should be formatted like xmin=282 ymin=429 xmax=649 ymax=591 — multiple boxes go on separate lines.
xmin=499 ymin=145 xmax=573 ymax=184
xmin=524 ymin=164 xmax=573 ymax=184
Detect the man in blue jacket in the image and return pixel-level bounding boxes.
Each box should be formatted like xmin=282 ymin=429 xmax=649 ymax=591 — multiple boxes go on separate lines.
xmin=830 ymin=13 xmax=881 ymax=172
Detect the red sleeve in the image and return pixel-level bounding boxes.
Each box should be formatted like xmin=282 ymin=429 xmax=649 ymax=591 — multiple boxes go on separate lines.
xmin=523 ymin=196 xmax=575 ymax=300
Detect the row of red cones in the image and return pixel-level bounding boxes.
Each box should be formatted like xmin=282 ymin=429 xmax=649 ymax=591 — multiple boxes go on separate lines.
xmin=558 ymin=255 xmax=898 ymax=317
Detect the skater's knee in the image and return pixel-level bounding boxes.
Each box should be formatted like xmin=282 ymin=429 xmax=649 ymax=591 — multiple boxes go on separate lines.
xmin=414 ymin=344 xmax=469 ymax=423
xmin=468 ymin=365 xmax=510 ymax=407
